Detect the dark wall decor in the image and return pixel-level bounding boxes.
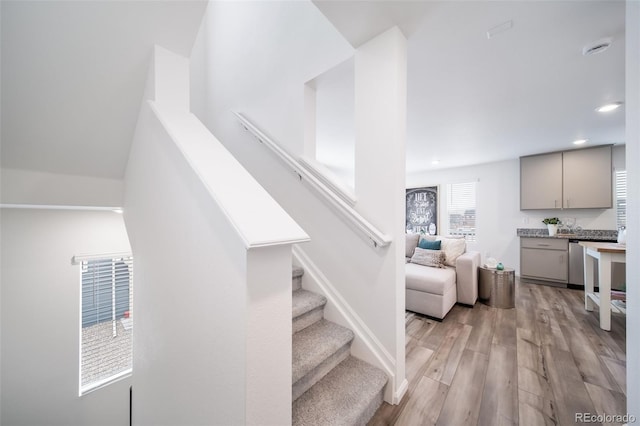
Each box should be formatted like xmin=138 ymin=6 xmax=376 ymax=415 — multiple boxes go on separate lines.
xmin=406 ymin=186 xmax=439 ymax=235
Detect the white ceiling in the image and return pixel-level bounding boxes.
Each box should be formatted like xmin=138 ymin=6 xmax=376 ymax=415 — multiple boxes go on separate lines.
xmin=1 ymin=1 xmax=626 ymax=180
xmin=314 ymin=0 xmax=626 ymax=174
xmin=312 ymin=0 xmax=435 ymax=48
xmin=407 ymin=1 xmax=625 ymax=173
xmin=1 ymin=0 xmax=208 ymax=179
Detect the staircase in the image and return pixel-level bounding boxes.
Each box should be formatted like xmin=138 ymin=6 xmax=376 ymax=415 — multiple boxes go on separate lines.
xmin=291 ymin=266 xmax=388 ymax=425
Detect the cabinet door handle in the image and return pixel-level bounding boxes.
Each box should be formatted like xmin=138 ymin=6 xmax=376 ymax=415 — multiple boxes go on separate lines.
xmin=566 ymin=199 xmax=570 ymax=208
xmin=538 ymin=244 xmax=551 ymax=247
xmin=559 ymin=255 xmax=564 ymax=263
xmin=554 ymin=199 xmax=557 ymax=208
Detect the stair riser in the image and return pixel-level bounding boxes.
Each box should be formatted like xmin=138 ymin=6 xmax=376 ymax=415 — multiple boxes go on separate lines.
xmin=292 ymin=307 xmax=324 ymax=334
xmin=356 ymin=386 xmax=385 ymax=425
xmin=292 ymin=275 xmax=302 ymax=291
xmin=292 ymin=343 xmax=350 ymax=402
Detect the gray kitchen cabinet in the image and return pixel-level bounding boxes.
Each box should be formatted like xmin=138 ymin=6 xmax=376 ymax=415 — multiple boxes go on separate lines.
xmin=520 ymin=152 xmax=563 ymax=209
xmin=520 ymin=237 xmax=568 ymax=283
xmin=562 ymin=145 xmax=612 ymax=208
xmin=520 ymin=145 xmax=612 ymax=210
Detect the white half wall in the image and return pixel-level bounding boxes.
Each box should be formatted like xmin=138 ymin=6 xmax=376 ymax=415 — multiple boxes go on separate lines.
xmin=125 ymin=100 xmax=248 ymax=425
xmin=125 ymin=99 xmax=302 ymax=426
xmin=1 ymin=209 xmax=131 ymax=426
xmin=126 ymin=45 xmax=306 ymax=424
xmin=1 ymin=168 xmax=123 ymax=207
xmin=407 ymin=145 xmax=625 ymax=273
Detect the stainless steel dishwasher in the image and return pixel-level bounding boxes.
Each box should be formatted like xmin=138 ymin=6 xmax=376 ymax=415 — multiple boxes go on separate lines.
xmin=569 ymin=241 xmax=587 ymax=286
xmin=568 ymin=239 xmax=603 ymax=287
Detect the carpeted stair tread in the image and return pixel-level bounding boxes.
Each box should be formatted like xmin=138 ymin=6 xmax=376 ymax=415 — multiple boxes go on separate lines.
xmin=293 ymin=319 xmax=354 ymax=384
xmin=292 ymin=356 xmax=388 ymax=426
xmin=292 ymin=289 xmax=327 ymax=320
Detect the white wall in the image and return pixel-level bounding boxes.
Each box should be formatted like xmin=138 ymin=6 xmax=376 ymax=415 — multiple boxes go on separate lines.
xmin=1 ymin=209 xmax=131 ymax=426
xmin=353 ymin=27 xmax=407 ymax=401
xmin=625 ymin=0 xmax=639 ymax=415
xmin=313 ymin=57 xmax=355 ymax=188
xmin=191 ymin=1 xmax=353 ymax=155
xmin=407 ymin=145 xmax=625 ymax=273
xmin=192 ymin=2 xmax=407 ymax=402
xmin=1 ymin=168 xmax=124 ymax=207
xmin=1 ymin=1 xmax=3 ymax=417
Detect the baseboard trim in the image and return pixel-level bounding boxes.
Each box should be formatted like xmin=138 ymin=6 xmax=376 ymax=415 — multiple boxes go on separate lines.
xmin=292 ymin=245 xmax=403 ymax=405
xmin=568 ymin=284 xmax=597 ymax=291
xmin=393 ymin=378 xmax=409 ymax=404
xmin=520 ymin=277 xmax=568 ymax=288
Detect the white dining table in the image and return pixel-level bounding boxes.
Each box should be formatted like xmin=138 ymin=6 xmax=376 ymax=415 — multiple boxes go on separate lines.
xmin=580 ymin=241 xmax=626 ymax=331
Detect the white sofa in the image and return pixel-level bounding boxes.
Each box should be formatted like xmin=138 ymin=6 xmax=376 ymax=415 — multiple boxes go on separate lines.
xmin=405 ymin=234 xmax=481 ymax=319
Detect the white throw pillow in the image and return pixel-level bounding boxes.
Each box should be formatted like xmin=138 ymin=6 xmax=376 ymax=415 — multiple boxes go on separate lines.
xmin=410 ymin=247 xmax=446 ymax=268
xmin=405 ymin=233 xmax=420 ymax=258
xmin=438 ymin=237 xmax=467 ymax=267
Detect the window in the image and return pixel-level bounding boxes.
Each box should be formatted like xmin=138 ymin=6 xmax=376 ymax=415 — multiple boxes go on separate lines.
xmin=79 ymin=255 xmax=133 ymax=394
xmin=446 ymin=182 xmax=477 ymax=242
xmin=616 ymin=170 xmax=626 ymax=228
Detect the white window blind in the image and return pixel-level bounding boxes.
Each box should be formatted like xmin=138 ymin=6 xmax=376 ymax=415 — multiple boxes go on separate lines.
xmin=80 ymin=255 xmax=133 ymax=394
xmin=447 ymin=182 xmax=477 ymax=242
xmin=616 ymin=170 xmax=626 ymax=229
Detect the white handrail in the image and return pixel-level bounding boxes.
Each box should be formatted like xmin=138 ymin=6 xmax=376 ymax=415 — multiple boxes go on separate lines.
xmin=234 ymin=112 xmax=391 ymax=249
xmin=297 ymin=156 xmax=357 ymax=207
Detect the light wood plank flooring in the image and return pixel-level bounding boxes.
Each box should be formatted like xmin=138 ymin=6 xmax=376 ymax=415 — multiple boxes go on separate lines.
xmin=369 ymin=280 xmax=626 ymax=426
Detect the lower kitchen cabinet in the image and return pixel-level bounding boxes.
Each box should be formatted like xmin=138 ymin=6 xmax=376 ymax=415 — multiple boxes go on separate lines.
xmin=520 ymin=237 xmax=568 ymax=284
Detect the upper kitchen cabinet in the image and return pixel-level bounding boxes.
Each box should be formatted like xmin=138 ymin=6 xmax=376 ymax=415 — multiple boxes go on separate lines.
xmin=520 ymin=152 xmax=563 ymax=209
xmin=562 ymin=145 xmax=612 ymax=209
xmin=520 ymin=145 xmax=612 ymax=210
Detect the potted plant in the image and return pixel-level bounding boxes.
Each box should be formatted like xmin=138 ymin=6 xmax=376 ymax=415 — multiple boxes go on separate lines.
xmin=542 ymin=217 xmax=561 ymax=236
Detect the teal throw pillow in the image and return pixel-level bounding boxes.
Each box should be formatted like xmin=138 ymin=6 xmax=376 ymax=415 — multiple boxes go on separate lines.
xmin=418 ymin=239 xmax=441 ymax=250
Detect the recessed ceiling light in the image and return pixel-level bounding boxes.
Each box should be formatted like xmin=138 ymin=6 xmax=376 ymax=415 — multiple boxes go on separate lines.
xmin=596 ymin=102 xmax=623 ymax=113
xmin=573 ymin=139 xmax=588 ymax=145
xmin=432 ymin=160 xmax=440 ymax=165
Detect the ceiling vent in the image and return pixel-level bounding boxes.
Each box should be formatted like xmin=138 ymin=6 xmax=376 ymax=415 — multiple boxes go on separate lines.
xmin=582 ymin=38 xmax=613 ymax=56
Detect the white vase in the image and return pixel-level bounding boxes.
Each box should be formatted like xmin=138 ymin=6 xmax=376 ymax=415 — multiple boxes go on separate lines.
xmin=547 ymin=224 xmax=558 ymax=236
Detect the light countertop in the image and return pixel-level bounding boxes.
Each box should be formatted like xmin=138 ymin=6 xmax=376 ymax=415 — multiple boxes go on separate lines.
xmin=578 ymin=241 xmax=626 ymax=253
xmin=516 ymin=228 xmax=617 ymax=241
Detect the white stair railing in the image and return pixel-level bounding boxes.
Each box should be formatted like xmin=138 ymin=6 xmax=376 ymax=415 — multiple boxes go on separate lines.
xmin=234 ymin=112 xmax=391 ymax=249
